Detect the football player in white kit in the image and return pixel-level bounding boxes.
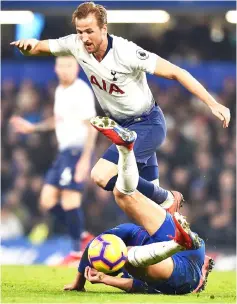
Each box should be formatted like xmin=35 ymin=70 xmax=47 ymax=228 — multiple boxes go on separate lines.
xmin=10 ymin=2 xmax=230 ymax=214
xmin=10 ymin=56 xmax=97 ymax=265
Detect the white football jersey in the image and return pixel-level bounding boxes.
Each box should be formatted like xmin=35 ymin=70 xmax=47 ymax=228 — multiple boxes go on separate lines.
xmin=54 ymin=78 xmax=96 ymax=151
xmin=49 ymin=34 xmax=159 ymax=122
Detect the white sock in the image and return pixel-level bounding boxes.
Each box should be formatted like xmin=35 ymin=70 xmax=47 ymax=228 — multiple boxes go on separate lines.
xmin=160 ymin=191 xmax=174 ymax=209
xmin=115 ymin=145 xmax=139 ymax=195
xmin=128 ymin=240 xmax=184 ymax=267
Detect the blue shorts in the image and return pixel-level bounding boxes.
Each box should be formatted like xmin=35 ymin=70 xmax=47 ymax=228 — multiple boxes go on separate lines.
xmin=44 ymin=148 xmax=85 ymax=192
xmin=104 ymin=213 xmax=205 ymax=295
xmin=102 ymin=105 xmax=166 ymax=179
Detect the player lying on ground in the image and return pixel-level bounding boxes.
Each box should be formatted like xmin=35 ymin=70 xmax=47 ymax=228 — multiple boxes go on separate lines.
xmin=10 ymin=2 xmax=230 ymax=216
xmin=64 ymin=118 xmax=214 ymax=294
xmin=64 ymin=218 xmax=214 ymax=294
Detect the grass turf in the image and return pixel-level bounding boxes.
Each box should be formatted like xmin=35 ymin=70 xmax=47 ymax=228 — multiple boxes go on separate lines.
xmin=1 ymin=265 xmax=236 ymax=303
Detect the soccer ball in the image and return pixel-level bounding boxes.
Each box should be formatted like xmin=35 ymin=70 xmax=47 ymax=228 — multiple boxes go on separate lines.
xmin=88 ymin=234 xmax=128 ymax=274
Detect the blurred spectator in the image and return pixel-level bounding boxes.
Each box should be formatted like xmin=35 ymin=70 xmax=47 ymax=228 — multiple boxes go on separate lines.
xmin=1 ymin=205 xmax=24 ymax=240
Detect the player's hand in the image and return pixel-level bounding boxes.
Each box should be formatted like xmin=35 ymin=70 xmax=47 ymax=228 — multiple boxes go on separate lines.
xmin=10 ymin=38 xmax=39 ymax=53
xmin=74 ymin=155 xmax=91 ymax=183
xmin=63 ymin=283 xmax=85 ymax=292
xmin=209 ymin=103 xmax=231 ymax=128
xmin=10 ymin=116 xmax=36 ymax=134
xmin=84 ymin=266 xmax=106 ymax=284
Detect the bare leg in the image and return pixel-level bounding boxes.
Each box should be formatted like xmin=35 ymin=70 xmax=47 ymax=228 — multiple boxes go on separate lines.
xmin=114 ymin=188 xmax=166 ymax=236
xmin=61 ymin=189 xmax=82 ymax=210
xmin=125 ymin=257 xmax=174 ymax=281
xmin=40 ymin=184 xmax=60 ymax=211
xmin=91 ymin=158 xmax=118 ymax=188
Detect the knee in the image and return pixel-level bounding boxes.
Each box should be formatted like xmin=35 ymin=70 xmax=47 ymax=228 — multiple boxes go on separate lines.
xmin=91 ymin=166 xmax=107 ymax=188
xmin=40 ymin=195 xmax=54 ymax=211
xmin=61 ymin=193 xmax=82 ymax=211
xmin=39 ymin=188 xmax=58 ymax=211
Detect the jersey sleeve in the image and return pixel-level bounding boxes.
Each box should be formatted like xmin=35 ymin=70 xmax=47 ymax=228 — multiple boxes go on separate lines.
xmin=48 ymin=34 xmax=79 ymax=56
xmin=117 ymin=39 xmax=159 ymax=74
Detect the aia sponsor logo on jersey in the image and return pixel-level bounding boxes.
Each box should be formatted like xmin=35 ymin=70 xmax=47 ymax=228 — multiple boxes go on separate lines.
xmin=90 ymin=75 xmax=125 ymax=95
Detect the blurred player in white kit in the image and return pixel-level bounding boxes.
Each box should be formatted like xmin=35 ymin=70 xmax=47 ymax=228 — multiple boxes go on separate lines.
xmin=10 ymin=56 xmax=97 ymax=265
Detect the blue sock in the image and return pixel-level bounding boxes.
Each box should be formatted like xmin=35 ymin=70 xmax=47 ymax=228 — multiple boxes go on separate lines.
xmin=138 ymin=177 xmax=168 ymax=203
xmin=65 ymin=207 xmax=84 ymax=252
xmin=49 ymin=204 xmax=66 ymax=223
xmin=104 ymin=175 xmax=168 ymax=204
xmin=104 ymin=175 xmax=117 ymax=191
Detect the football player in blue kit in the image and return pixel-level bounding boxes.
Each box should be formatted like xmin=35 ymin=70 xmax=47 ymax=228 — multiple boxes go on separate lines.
xmin=10 ymin=2 xmax=230 ymax=216
xmin=63 ymin=119 xmax=214 ymax=295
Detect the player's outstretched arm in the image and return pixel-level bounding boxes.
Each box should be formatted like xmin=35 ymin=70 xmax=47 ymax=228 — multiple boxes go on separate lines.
xmin=153 ymin=57 xmax=231 ymax=128
xmin=10 ymin=39 xmax=51 ymax=56
xmin=10 ymin=116 xmax=55 ymax=134
xmin=64 ymin=241 xmax=94 ymax=292
xmin=84 ymin=266 xmax=159 ymax=293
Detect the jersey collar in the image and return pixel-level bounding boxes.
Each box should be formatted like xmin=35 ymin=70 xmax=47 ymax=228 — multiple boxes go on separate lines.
xmin=103 ymin=34 xmax=113 ymax=59
xmin=92 ymin=34 xmax=113 ymax=61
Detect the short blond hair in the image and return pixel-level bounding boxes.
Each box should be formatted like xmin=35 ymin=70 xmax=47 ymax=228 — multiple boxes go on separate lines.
xmin=72 ymin=2 xmax=107 ymax=28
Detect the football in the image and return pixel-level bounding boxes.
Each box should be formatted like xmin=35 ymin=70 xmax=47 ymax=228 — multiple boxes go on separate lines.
xmin=88 ymin=234 xmax=128 ymax=274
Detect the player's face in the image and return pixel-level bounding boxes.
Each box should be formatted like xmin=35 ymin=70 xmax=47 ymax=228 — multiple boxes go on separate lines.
xmin=75 ymin=13 xmax=107 ymax=54
xmin=55 ymin=57 xmax=79 ymax=84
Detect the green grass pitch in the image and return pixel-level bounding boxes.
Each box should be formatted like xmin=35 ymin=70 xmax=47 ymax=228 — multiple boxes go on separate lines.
xmin=2 ymin=265 xmax=236 ymax=303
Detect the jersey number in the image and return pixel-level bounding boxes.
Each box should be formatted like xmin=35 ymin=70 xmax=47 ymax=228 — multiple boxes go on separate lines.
xmin=59 ymin=167 xmax=72 ymax=186
xmin=90 ymin=75 xmax=125 ymax=95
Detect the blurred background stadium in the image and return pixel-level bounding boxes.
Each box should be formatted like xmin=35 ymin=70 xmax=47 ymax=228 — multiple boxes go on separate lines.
xmin=1 ymin=1 xmax=236 ymax=269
